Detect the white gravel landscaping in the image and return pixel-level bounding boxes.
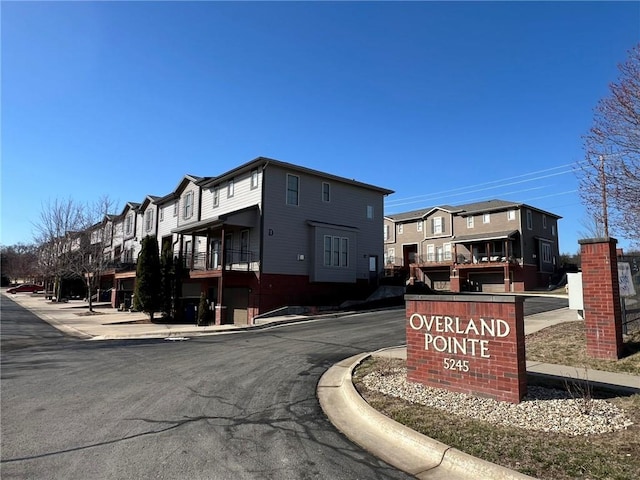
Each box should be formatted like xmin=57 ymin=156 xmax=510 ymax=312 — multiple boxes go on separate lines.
xmin=360 ymin=366 xmax=634 ymax=436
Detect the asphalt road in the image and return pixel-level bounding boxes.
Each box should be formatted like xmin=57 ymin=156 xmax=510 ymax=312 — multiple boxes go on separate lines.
xmin=1 ymin=295 xmax=567 ymax=479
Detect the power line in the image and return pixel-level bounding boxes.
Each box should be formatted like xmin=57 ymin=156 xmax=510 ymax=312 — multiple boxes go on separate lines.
xmin=385 ymin=162 xmax=581 ymax=207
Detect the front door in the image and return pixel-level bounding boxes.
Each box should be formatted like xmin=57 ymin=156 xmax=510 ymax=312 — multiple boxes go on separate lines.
xmin=403 ymin=244 xmax=418 ymax=267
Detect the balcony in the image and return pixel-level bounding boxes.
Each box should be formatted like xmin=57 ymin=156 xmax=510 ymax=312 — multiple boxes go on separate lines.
xmin=183 ymin=249 xmax=258 ymax=272
xmin=413 ymin=252 xmax=454 ymax=265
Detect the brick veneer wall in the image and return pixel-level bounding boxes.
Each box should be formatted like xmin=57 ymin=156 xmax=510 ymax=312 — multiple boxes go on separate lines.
xmin=579 ymin=238 xmax=623 ymax=360
xmin=406 ymin=294 xmax=527 ymax=403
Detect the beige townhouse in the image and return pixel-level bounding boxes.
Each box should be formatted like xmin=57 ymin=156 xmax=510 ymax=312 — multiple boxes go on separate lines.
xmin=384 ymin=199 xmax=561 ymax=292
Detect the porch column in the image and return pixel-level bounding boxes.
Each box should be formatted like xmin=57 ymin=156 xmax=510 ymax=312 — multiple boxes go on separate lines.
xmin=450 ymin=265 xmax=461 ymax=292
xmin=215 ymin=227 xmax=226 ymax=325
xmin=205 ymin=232 xmax=211 ymax=269
xmin=190 ymin=234 xmax=195 ymax=269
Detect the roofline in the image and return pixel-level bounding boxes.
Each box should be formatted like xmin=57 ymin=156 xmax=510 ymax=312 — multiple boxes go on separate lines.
xmin=201 ymin=156 xmax=394 ymax=195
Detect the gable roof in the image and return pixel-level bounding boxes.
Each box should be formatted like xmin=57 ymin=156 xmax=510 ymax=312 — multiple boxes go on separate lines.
xmin=140 ymin=195 xmax=161 ymax=211
xmin=384 ymin=208 xmax=432 ymax=222
xmin=386 ymin=199 xmax=562 ymax=221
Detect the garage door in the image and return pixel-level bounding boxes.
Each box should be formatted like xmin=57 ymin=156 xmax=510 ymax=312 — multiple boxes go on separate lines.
xmin=225 ymin=287 xmax=249 ymax=325
xmin=469 ymin=273 xmax=504 ymax=293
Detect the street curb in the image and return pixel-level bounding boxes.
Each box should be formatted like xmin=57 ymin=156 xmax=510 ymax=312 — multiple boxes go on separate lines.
xmin=317 ymin=352 xmax=535 ymax=480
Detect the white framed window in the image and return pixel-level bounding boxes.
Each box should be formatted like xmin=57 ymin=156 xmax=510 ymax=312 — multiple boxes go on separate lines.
xmin=251 ymin=169 xmax=259 ymax=189
xmin=183 ymin=191 xmax=193 ymax=219
xmin=213 ymin=187 xmax=219 ymax=208
xmin=483 ymin=213 xmax=490 ymax=224
xmin=385 ymin=248 xmax=395 ymax=265
xmin=125 ymin=213 xmax=133 ymax=235
xmin=433 ymin=216 xmax=443 ymax=234
xmin=173 ymin=202 xmax=178 ymax=217
xmin=398 ymin=224 xmax=403 ymax=234
xmin=526 ymin=210 xmax=533 ymax=230
xmin=467 ymin=216 xmax=474 ymax=228
xmin=507 ymin=210 xmax=516 ymax=221
xmin=426 ymin=244 xmax=435 ymax=262
xmin=552 ymin=224 xmax=556 ymax=236
xmin=444 ymin=243 xmax=452 ymax=260
xmin=323 ymin=235 xmax=349 ymax=267
xmin=322 ymin=182 xmax=330 ymax=202
xmin=542 ymin=243 xmax=552 ymax=263
xmin=542 ymin=215 xmax=547 ymax=229
xmin=383 ymin=225 xmax=389 ymax=241
xmin=417 ymin=221 xmax=423 ymax=232
xmin=286 ymin=174 xmax=299 ymax=206
xmin=366 ymin=205 xmax=374 ymax=219
xmin=159 ymin=208 xmax=164 ymax=222
xmin=227 ymin=179 xmax=234 ymax=198
xmin=145 ymin=210 xmax=153 ymax=232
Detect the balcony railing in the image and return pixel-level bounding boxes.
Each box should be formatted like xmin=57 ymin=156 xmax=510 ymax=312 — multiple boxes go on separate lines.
xmin=104 ymin=259 xmax=137 ymax=272
xmin=184 ymin=249 xmax=258 ymax=272
xmin=414 ymin=252 xmax=453 ymax=264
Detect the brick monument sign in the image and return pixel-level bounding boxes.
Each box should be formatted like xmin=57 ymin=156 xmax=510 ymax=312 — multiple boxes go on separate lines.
xmin=406 ymin=294 xmax=527 ymax=403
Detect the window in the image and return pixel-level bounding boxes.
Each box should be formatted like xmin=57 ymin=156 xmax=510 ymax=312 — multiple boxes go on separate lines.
xmin=433 ymin=217 xmax=443 ymax=234
xmin=227 ymin=179 xmax=234 ymax=198
xmin=145 ymin=210 xmax=153 ymax=232
xmin=483 ymin=213 xmax=490 ymax=224
xmin=240 ymin=230 xmax=249 ymax=262
xmin=444 ymin=243 xmax=452 ymax=260
xmin=322 ymin=182 xmax=330 ymax=202
xmin=542 ymin=215 xmax=547 ymax=229
xmin=323 ymin=235 xmax=349 ymax=267
xmin=526 ymin=210 xmax=533 ymax=230
xmin=417 ymin=221 xmax=423 ymax=232
xmin=286 ymin=174 xmax=299 ymax=206
xmin=367 ymin=205 xmax=374 ymax=219
xmin=125 ymin=214 xmax=133 ymax=235
xmin=383 ymin=225 xmax=389 ymax=241
xmin=398 ymin=224 xmax=403 ymax=234
xmin=426 ymin=244 xmax=435 ymax=262
xmin=251 ymin=169 xmax=259 ymax=189
xmin=213 ymin=187 xmax=219 ymax=208
xmin=542 ymin=243 xmax=552 ymax=263
xmin=467 ymin=216 xmax=474 ymax=228
xmin=552 ymin=224 xmax=556 ymax=236
xmin=183 ymin=191 xmax=193 ymax=219
xmin=159 ymin=208 xmax=164 ymax=222
xmin=507 ymin=210 xmax=516 ymax=221
xmin=173 ymin=202 xmax=178 ymax=217
xmin=225 ymin=233 xmax=233 ymax=264
xmin=385 ymin=248 xmax=395 ymax=265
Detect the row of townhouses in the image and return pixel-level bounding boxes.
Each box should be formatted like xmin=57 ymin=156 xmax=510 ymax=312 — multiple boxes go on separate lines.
xmin=83 ymin=157 xmax=562 ymax=326
xmin=383 ymin=200 xmax=562 ymax=293
xmin=91 ymin=157 xmax=394 ymax=325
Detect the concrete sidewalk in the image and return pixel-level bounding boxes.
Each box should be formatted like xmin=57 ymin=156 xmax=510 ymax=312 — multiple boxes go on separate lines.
xmin=1 ymin=292 xmax=315 ymax=340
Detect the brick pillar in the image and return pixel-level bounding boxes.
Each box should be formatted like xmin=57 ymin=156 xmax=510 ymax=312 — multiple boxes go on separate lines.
xmin=450 ymin=268 xmax=461 ymax=292
xmin=579 ymin=238 xmax=623 ymax=360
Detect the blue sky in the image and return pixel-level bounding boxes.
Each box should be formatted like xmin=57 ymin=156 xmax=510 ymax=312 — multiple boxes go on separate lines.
xmin=2 ymin=1 xmax=639 ymax=254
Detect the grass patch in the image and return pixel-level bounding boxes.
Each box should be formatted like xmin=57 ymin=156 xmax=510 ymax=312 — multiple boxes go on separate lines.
xmin=354 ymin=358 xmax=640 ymax=480
xmin=526 ymin=321 xmax=640 ymax=375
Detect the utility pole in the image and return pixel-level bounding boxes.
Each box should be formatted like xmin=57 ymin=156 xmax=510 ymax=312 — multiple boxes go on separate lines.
xmin=599 ymin=154 xmax=609 ymax=238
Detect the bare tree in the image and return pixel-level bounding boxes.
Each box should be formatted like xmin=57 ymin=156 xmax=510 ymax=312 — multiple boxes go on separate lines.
xmin=33 ymin=198 xmax=85 ymax=300
xmin=0 ymin=243 xmax=39 ymax=284
xmin=578 ymin=43 xmax=640 ymax=245
xmin=63 ymin=196 xmax=117 ymax=312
